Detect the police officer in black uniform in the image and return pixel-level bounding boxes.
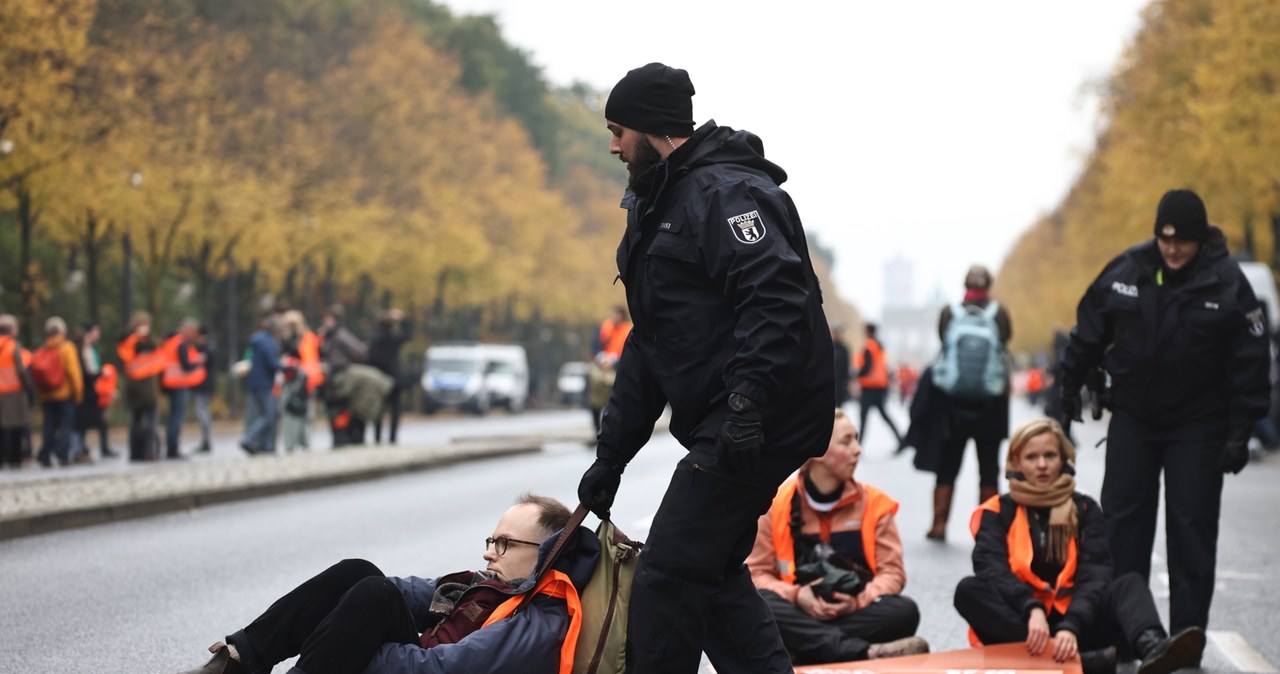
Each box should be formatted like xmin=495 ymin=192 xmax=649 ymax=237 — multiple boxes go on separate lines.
xmin=1059 ymin=189 xmax=1269 ymax=645
xmin=577 ymin=63 xmax=834 ymax=673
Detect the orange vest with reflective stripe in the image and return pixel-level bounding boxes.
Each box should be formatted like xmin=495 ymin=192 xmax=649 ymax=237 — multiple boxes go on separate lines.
xmin=161 ymin=342 xmax=207 ymax=389
xmin=118 ymin=333 xmax=170 ymax=380
xmin=598 ymin=319 xmax=632 ymax=360
xmin=482 ymin=568 xmax=582 ymax=674
xmin=298 ymin=331 xmax=324 ymax=392
xmin=855 ymin=338 xmax=889 ymax=389
xmin=0 ymin=336 xmax=20 ymax=394
xmin=966 ymin=495 xmax=1078 ymax=645
xmin=768 ymin=476 xmax=898 ymax=584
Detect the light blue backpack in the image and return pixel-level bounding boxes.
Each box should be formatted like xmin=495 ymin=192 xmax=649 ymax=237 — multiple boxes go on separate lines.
xmin=932 ymin=302 xmax=1008 ymax=401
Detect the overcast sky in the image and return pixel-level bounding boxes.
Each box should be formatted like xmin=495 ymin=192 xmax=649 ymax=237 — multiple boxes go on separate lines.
xmin=437 ymin=0 xmax=1149 ymax=320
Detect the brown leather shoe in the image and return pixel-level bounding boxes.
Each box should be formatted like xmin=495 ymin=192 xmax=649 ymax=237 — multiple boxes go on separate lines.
xmin=175 ymin=642 xmax=245 ymax=674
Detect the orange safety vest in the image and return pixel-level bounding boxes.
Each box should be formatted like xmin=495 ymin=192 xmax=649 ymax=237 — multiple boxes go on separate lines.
xmin=96 ymin=363 xmax=119 ymax=409
xmin=966 ymin=495 xmax=1078 ymax=646
xmin=298 ymin=330 xmax=324 ymax=392
xmin=0 ymin=336 xmax=21 ymax=394
xmin=1027 ymin=367 xmax=1045 ymax=393
xmin=482 ymin=568 xmax=582 ymax=674
xmin=598 ymin=319 xmax=632 ymax=360
xmin=768 ymin=476 xmax=898 ymax=584
xmin=161 ymin=342 xmax=207 ymax=390
xmin=855 ymin=338 xmax=889 ymax=389
xmin=118 ymin=333 xmax=171 ymax=381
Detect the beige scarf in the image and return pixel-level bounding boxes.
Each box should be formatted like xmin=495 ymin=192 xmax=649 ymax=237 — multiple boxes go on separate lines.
xmin=1007 ymin=472 xmax=1077 ymax=564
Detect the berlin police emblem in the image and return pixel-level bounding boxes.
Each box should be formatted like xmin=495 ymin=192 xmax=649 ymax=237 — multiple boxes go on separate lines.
xmin=727 ymin=210 xmax=766 ymax=245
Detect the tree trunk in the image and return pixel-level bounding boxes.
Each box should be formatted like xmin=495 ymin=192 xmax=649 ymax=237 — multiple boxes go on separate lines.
xmin=17 ymin=183 xmax=36 ymax=345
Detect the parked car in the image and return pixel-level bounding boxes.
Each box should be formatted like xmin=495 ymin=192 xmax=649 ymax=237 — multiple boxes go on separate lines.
xmin=420 ymin=343 xmax=529 ymax=414
xmin=557 ymin=361 xmax=589 ymax=406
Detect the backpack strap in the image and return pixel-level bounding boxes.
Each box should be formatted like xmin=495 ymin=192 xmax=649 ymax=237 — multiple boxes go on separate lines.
xmin=982 ymin=301 xmax=1000 ymax=319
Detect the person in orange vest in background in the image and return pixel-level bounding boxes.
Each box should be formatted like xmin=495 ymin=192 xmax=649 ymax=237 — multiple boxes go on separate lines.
xmin=854 ymin=323 xmax=903 ymax=451
xmin=282 ymin=310 xmax=324 ymax=452
xmin=119 ymin=311 xmax=169 ymax=461
xmin=161 ymin=318 xmax=206 ymax=460
xmin=1026 ymin=363 xmax=1047 ymax=407
xmin=586 ymin=305 xmax=632 ymax=437
xmin=191 ymin=325 xmax=217 ymax=453
xmin=955 ymin=418 xmax=1203 ymax=674
xmin=0 ymin=314 xmax=36 ymax=469
xmin=72 ymin=323 xmax=118 ymax=461
xmin=895 ymin=363 xmax=919 ymax=407
xmin=32 ymin=316 xmax=85 ymax=467
xmin=169 ymin=494 xmax=590 ymax=674
xmin=748 ymin=408 xmax=928 ymax=664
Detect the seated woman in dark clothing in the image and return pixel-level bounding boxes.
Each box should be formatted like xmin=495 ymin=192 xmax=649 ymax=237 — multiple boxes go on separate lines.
xmin=954 ymin=417 xmax=1204 ymax=674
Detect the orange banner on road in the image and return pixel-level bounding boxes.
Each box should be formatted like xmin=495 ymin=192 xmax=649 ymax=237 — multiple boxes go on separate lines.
xmin=701 ymin=642 xmax=1082 ymax=674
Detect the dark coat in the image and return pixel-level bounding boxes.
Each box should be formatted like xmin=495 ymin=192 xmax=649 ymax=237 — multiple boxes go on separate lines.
xmin=1062 ymin=236 xmax=1270 ymax=433
xmin=599 ymin=121 xmax=834 ymax=462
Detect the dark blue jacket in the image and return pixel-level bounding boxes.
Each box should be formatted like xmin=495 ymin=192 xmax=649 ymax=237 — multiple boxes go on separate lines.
xmin=245 ymin=330 xmax=280 ymax=393
xmin=364 ymin=526 xmax=599 ymax=674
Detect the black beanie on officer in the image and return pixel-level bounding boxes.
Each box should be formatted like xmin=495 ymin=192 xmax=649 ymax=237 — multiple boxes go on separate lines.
xmin=1154 ymin=189 xmax=1209 ymax=242
xmin=605 ymin=63 xmax=696 ymax=137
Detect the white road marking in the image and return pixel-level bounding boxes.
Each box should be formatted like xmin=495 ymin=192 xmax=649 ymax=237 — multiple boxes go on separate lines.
xmin=1209 ymin=631 xmax=1277 ymax=673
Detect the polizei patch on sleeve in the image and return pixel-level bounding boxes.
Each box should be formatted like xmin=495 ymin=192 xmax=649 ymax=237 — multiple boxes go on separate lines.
xmin=727 ymin=210 xmax=767 ymax=245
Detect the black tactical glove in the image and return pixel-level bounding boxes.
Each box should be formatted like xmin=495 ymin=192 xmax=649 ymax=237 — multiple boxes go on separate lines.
xmin=1221 ymin=428 xmax=1251 ymax=475
xmin=1059 ymin=375 xmax=1083 ymax=423
xmin=717 ymin=394 xmax=765 ymax=473
xmin=578 ymin=458 xmax=625 ymax=519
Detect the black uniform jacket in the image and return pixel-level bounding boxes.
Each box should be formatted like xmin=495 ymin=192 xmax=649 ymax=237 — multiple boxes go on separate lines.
xmin=1062 ymin=237 xmax=1269 ymax=434
xmin=973 ymin=493 xmax=1111 ymax=639
xmin=598 ymin=121 xmax=835 ymax=464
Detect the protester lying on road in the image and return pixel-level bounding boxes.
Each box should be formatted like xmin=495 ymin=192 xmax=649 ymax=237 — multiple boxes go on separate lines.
xmin=954 ymin=418 xmax=1204 ymax=674
xmin=173 ymin=493 xmax=594 ymax=674
xmin=748 ymin=408 xmax=929 ymax=665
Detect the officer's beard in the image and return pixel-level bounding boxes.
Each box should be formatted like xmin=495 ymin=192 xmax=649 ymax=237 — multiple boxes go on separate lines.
xmin=627 ymin=135 xmax=664 ymax=193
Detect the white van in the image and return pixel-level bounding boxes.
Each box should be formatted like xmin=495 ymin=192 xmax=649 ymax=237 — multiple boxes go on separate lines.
xmin=420 ymin=343 xmax=530 ymax=414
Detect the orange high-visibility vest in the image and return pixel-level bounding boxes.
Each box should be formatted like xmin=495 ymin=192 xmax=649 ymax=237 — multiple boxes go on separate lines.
xmin=96 ymin=363 xmax=119 ymax=409
xmin=598 ymin=319 xmax=632 ymax=360
xmin=161 ymin=342 xmax=206 ymax=390
xmin=483 ymin=568 xmax=582 ymax=674
xmin=0 ymin=336 xmax=20 ymax=394
xmin=298 ymin=331 xmax=324 ymax=392
xmin=118 ymin=333 xmax=170 ymax=381
xmin=966 ymin=495 xmax=1078 ymax=646
xmin=768 ymin=476 xmax=898 ymax=584
xmin=855 ymin=338 xmax=890 ymax=389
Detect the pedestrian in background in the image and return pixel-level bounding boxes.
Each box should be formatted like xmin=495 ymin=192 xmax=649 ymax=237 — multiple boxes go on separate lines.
xmin=831 ymin=324 xmax=853 ymax=409
xmin=855 ymin=323 xmax=903 ymax=450
xmin=577 ymin=62 xmax=835 ymax=673
xmin=319 ymin=304 xmax=368 ymax=447
xmin=1059 ymin=189 xmax=1269 ymax=642
xmin=72 ymin=323 xmax=117 ymax=460
xmin=191 ymin=325 xmax=216 ymax=453
xmin=278 ymin=356 xmax=310 ymax=452
xmin=119 ymin=312 xmax=165 ymax=461
xmin=587 ymin=306 xmax=631 ymax=437
xmin=239 ymin=317 xmax=281 ymax=455
xmin=33 ymin=316 xmax=84 ymax=467
xmin=368 ymin=308 xmax=410 ymax=445
xmin=918 ymin=265 xmax=1012 ymax=541
xmin=0 ymin=314 xmax=34 ymax=469
xmin=161 ymin=318 xmax=205 ymax=461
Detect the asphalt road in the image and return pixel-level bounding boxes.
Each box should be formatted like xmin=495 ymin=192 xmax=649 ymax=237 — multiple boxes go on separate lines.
xmin=1 ymin=398 xmax=1276 ymax=673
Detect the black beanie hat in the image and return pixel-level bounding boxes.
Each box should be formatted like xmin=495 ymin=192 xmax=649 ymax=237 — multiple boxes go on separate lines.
xmin=1154 ymin=189 xmax=1209 ymax=242
xmin=605 ymin=63 xmax=695 ymax=137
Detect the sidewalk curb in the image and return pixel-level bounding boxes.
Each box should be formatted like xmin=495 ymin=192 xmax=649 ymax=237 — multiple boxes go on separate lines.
xmin=0 ymin=440 xmax=541 ymax=542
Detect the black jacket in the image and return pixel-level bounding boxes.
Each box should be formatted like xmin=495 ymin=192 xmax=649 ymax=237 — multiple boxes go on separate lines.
xmin=1062 ymin=236 xmax=1270 ymax=433
xmin=972 ymin=493 xmax=1111 ymax=639
xmin=599 ymin=121 xmax=835 ymax=461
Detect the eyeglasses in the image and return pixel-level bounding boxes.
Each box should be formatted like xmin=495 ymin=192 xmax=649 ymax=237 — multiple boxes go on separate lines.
xmin=484 ymin=535 xmax=542 ymax=556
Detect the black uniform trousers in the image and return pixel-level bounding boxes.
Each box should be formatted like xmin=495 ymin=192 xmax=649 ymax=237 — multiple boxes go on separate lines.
xmin=955 ymin=572 xmax=1162 ymax=655
xmin=1103 ymin=412 xmax=1224 ymax=633
xmin=935 ymin=406 xmax=1002 ymax=489
xmin=227 ymin=559 xmax=418 ymax=674
xmin=761 ymin=591 xmax=920 ymax=665
xmin=858 ymin=388 xmax=903 ymax=447
xmin=627 ymin=442 xmax=804 ymax=674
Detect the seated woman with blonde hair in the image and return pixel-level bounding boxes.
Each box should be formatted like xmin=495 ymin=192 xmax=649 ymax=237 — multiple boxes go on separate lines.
xmin=748 ymin=408 xmax=928 ymax=664
xmin=954 ymin=417 xmax=1203 ymax=674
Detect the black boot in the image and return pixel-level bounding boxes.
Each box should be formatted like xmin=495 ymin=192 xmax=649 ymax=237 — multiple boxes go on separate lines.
xmin=1081 ymin=646 xmax=1117 ymax=674
xmin=1136 ymin=627 xmax=1205 ymax=674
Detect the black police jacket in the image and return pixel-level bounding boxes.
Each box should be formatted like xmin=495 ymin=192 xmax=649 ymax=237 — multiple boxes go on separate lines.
xmin=1061 ymin=236 xmax=1270 ymax=433
xmin=598 ymin=121 xmax=835 ymax=463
